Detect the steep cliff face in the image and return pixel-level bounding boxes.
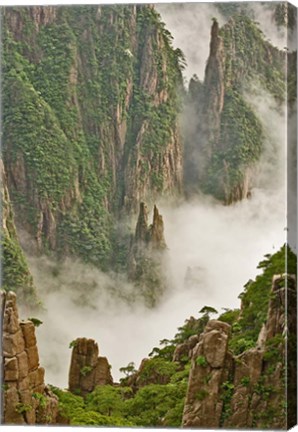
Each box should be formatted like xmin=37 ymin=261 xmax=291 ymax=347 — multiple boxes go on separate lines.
xmin=1 ymin=291 xmax=58 ymax=424
xmin=184 ymin=15 xmax=294 ymax=204
xmin=128 ymin=203 xmax=167 ymax=307
xmin=2 ymin=5 xmax=183 ymax=267
xmin=182 ymin=273 xmax=296 ymax=429
xmin=1 ymin=161 xmax=39 ymax=309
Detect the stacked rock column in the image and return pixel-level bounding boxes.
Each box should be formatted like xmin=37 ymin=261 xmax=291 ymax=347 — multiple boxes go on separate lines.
xmin=1 ymin=291 xmax=58 ymax=424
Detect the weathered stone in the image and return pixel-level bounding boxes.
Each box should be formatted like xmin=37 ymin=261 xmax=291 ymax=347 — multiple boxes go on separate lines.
xmin=29 ymin=367 xmax=45 ymax=389
xmin=4 ymin=356 xmax=18 ymax=372
xmin=4 ymin=385 xmax=24 ymax=425
xmin=3 ymin=306 xmax=20 ymax=334
xmin=68 ymin=338 xmax=113 ymax=396
xmin=149 ymin=205 xmax=166 ymax=249
xmin=182 ymin=321 xmax=231 ymax=428
xmin=2 ymin=290 xmax=57 ymax=425
xmin=5 ymin=291 xmax=18 ymax=313
xmin=36 ymin=386 xmax=59 ymax=424
xmin=32 ymin=384 xmax=46 ymax=394
xmin=173 ymin=334 xmax=199 ymax=363
xmin=3 ymin=330 xmax=25 ymax=357
xmin=4 ymin=356 xmax=19 ymax=381
xmin=234 ymin=348 xmax=263 ymax=387
xmin=19 ymin=390 xmax=35 ymax=425
xmin=69 ymin=338 xmax=99 ymax=394
xmin=224 ymin=386 xmax=250 ymax=428
xmin=18 ymin=376 xmax=30 ymax=392
xmin=26 ymin=345 xmax=39 ymax=371
xmin=5 ymin=370 xmax=19 ymax=382
xmin=20 ymin=321 xmax=37 ymax=348
xmin=17 ymin=351 xmax=29 ymax=379
xmin=203 ymin=329 xmax=229 ymax=368
xmin=94 ymin=357 xmax=113 ymax=386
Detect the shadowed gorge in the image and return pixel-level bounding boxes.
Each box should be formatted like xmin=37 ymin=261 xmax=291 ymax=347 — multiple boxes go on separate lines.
xmin=1 ymin=2 xmax=297 ymax=428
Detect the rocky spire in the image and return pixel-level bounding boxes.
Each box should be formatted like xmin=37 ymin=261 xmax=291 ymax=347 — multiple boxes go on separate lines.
xmin=149 ymin=205 xmax=166 ymax=250
xmin=68 ymin=338 xmax=113 ymax=397
xmin=133 ymin=202 xmax=166 ymax=251
xmin=203 ymin=18 xmax=225 ymax=148
xmin=1 ymin=291 xmax=58 ymax=425
xmin=135 ymin=202 xmax=149 ymax=243
xmin=128 ymin=202 xmax=168 ymax=307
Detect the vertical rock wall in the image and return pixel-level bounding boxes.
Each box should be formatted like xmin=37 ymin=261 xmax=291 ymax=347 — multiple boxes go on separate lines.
xmin=1 ymin=291 xmax=58 ymax=425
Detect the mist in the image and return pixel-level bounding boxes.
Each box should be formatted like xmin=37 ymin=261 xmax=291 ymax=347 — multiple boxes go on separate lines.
xmin=157 ymin=2 xmax=296 ymax=85
xmin=249 ymin=2 xmax=297 ymax=51
xmin=18 ymin=3 xmax=291 ymax=391
xmin=24 ymin=87 xmax=287 ymax=386
xmin=24 ymin=176 xmax=285 ymax=389
xmin=156 ymin=3 xmax=226 ymax=82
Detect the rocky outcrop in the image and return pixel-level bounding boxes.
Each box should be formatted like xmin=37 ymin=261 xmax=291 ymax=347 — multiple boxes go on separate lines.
xmin=128 ymin=203 xmax=167 ymax=307
xmin=182 ymin=274 xmax=296 ymax=429
xmin=68 ymin=338 xmax=113 ymax=397
xmin=1 ymin=291 xmax=58 ymax=425
xmin=182 ymin=320 xmax=232 ymax=428
xmin=173 ymin=335 xmax=199 ymax=364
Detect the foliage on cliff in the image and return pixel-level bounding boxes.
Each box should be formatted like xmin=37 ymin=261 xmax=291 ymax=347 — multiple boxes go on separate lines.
xmin=2 ymin=5 xmax=183 ymax=270
xmin=225 ymin=244 xmax=297 ymax=355
xmin=184 ymin=14 xmax=294 ymax=203
xmin=1 ymin=163 xmax=39 ymax=308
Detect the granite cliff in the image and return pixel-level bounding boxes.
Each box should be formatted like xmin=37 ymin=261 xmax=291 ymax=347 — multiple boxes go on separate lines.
xmin=2 ymin=5 xmax=183 ymax=267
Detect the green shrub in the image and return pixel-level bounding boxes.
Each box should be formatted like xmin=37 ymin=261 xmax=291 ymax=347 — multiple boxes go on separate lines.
xmin=196 ymin=389 xmax=209 ymax=401
xmin=80 ymin=365 xmax=93 ymax=376
xmin=15 ymin=403 xmax=32 ymax=414
xmin=196 ymin=355 xmax=208 ymax=367
xmin=240 ymin=376 xmax=250 ymax=387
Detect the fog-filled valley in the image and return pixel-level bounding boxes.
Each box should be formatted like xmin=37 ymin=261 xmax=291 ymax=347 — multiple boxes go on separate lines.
xmin=1 ymin=1 xmax=297 ymax=428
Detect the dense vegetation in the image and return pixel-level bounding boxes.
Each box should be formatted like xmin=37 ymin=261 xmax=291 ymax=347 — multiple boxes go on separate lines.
xmin=1 ymin=173 xmax=39 ymax=307
xmin=220 ymin=244 xmax=296 ymax=354
xmin=2 ymin=5 xmax=183 ymax=271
